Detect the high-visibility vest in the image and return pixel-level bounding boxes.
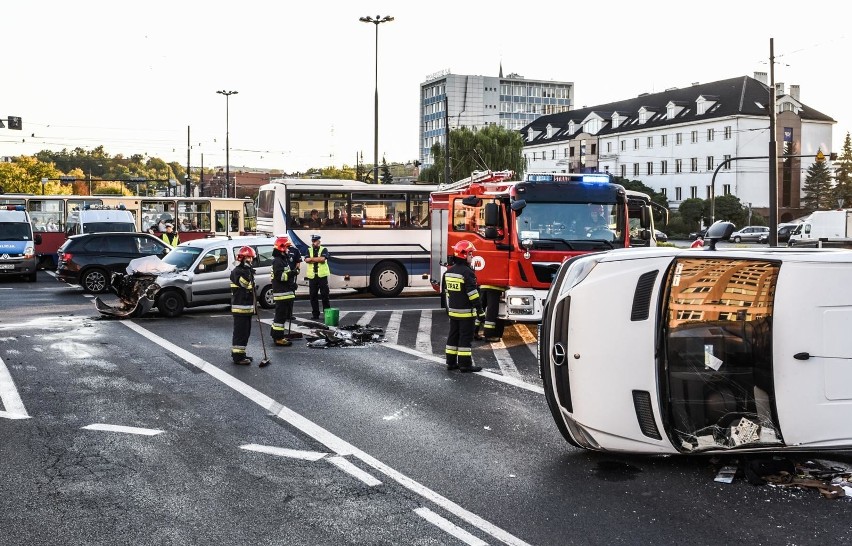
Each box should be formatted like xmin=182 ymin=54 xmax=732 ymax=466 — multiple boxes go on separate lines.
xmin=305 ymin=246 xmax=330 ymax=279
xmin=162 ymin=232 xmax=179 ymax=246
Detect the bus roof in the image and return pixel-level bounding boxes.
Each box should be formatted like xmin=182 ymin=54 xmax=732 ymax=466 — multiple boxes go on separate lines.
xmin=266 ymin=179 xmax=438 ymax=192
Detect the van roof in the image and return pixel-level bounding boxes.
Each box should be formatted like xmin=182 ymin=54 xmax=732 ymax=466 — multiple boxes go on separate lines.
xmin=0 ymin=210 xmax=30 ymax=223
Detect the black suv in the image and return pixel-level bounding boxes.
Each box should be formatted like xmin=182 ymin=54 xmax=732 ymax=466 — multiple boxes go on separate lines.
xmin=56 ymin=232 xmax=171 ymax=293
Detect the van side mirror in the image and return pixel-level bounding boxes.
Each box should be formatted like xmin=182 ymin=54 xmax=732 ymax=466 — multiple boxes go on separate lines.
xmin=461 ymin=196 xmax=481 ymax=207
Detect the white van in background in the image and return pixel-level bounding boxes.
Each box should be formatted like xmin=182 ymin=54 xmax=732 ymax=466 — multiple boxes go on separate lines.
xmin=788 ymin=209 xmax=852 ymax=246
xmin=65 ymin=205 xmax=136 ymax=236
xmin=0 ymin=205 xmax=42 ymax=282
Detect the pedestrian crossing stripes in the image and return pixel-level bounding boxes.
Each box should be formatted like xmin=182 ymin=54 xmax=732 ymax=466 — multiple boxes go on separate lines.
xmin=336 ymin=309 xmax=540 ymax=385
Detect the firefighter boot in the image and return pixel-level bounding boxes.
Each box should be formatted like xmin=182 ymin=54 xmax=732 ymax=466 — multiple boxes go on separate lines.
xmin=274 ymin=338 xmax=292 ymax=347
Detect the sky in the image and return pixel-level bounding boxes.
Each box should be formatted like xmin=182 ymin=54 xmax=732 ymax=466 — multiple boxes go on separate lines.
xmin=2 ymin=1 xmax=849 ymax=173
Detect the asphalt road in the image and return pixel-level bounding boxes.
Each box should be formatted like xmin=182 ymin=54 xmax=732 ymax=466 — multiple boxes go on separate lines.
xmin=1 ymin=272 xmax=851 ymax=545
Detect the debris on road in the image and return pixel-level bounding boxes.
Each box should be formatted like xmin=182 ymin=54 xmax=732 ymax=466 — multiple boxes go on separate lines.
xmin=714 ymin=457 xmax=852 ymax=499
xmin=305 ymin=323 xmax=385 ymax=348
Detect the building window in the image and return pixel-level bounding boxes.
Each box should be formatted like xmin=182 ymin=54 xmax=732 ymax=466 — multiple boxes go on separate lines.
xmin=591 ymin=143 xmax=597 ymax=155
xmin=647 ymin=136 xmax=654 ymax=148
xmin=676 ymin=159 xmax=683 ymax=173
xmin=661 ymin=134 xmax=668 ymax=147
xmin=707 ymin=156 xmax=714 ymax=171
xmin=675 ymin=187 xmax=682 ymax=200
xmin=661 ymin=160 xmax=668 ymax=174
xmin=633 ymin=163 xmax=640 ymax=176
xmin=676 ymin=133 xmax=682 ymax=145
xmin=564 ymin=148 xmax=569 ymax=158
xmin=633 ymin=138 xmax=639 ymax=150
xmin=707 ymin=128 xmax=715 ymax=141
xmin=691 ymin=130 xmax=698 ymax=143
xmin=569 ymin=146 xmax=575 ymax=157
xmin=724 ymin=154 xmax=731 ymax=169
xmin=620 ymin=164 xmax=626 ymax=178
xmin=661 ymin=187 xmax=667 ymax=197
xmin=607 ymin=142 xmax=612 ymax=153
xmin=647 ymin=162 xmax=654 ymax=175
xmin=690 ymin=186 xmax=698 ymax=198
xmin=552 ymin=150 xmax=556 ymax=160
xmin=724 ymin=126 xmax=732 ymax=139
xmin=723 ymin=184 xmax=731 ymax=195
xmin=706 ymin=185 xmax=712 ymax=199
xmin=620 ymin=140 xmax=626 ymax=151
xmin=690 ymin=158 xmax=698 ymax=172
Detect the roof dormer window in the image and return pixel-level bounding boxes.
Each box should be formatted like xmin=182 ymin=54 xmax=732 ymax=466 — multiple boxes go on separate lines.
xmin=527 ymin=127 xmax=535 ymax=141
xmin=568 ymin=120 xmax=576 ymax=134
xmin=696 ymin=95 xmax=718 ymax=115
xmin=611 ymin=112 xmax=620 ymax=129
xmin=546 ymin=124 xmax=554 ymax=138
xmin=585 ymin=118 xmax=600 ymax=134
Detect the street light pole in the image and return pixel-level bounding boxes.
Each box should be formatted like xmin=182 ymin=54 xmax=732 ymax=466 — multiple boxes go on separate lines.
xmin=216 ymin=90 xmax=238 ymax=197
xmin=359 ymin=15 xmax=394 ymax=184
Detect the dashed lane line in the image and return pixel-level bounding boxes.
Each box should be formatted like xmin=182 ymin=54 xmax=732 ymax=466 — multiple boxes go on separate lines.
xmin=383 ymin=311 xmax=402 ymax=345
xmin=0 ymin=356 xmax=29 ymax=420
xmin=81 ymin=423 xmax=164 ymax=436
xmin=327 ymin=455 xmax=383 ymax=487
xmin=489 ymin=339 xmax=521 ymax=381
xmin=414 ymin=507 xmax=489 ymax=546
xmin=240 ymin=444 xmax=327 ymax=461
xmin=120 ymin=320 xmax=532 ymax=546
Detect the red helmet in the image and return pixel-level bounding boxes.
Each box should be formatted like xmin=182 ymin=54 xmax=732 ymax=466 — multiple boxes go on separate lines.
xmin=453 ymin=240 xmax=477 ymax=259
xmin=274 ymin=236 xmax=291 ymax=251
xmin=237 ymin=246 xmax=256 ymax=260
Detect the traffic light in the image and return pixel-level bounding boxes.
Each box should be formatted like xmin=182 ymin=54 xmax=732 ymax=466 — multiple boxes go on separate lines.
xmin=830 ymin=152 xmax=838 ymax=161
xmin=7 ymin=116 xmax=22 ymax=130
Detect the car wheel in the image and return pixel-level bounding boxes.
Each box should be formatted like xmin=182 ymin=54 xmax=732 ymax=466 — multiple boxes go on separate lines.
xmin=370 ymin=261 xmax=405 ymax=298
xmin=259 ymin=285 xmax=275 ymax=309
xmin=81 ymin=268 xmax=109 ymax=293
xmin=157 ymin=290 xmax=185 ymax=318
xmin=733 ymin=236 xmax=742 ymax=243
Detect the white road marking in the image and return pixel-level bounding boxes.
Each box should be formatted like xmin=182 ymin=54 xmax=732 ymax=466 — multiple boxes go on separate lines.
xmin=81 ymin=423 xmax=163 ymax=436
xmin=384 ymin=311 xmax=402 ymax=345
xmin=0 ymin=356 xmax=29 ymax=420
xmin=415 ymin=310 xmax=433 ymax=355
xmin=478 ymin=370 xmax=544 ymax=395
xmin=415 ymin=507 xmax=489 ymax=546
xmin=512 ymin=324 xmax=539 ymax=359
xmin=121 ymin=320 xmax=532 ymax=546
xmin=489 ymin=339 xmax=521 ymax=380
xmin=327 ymin=455 xmax=382 ymax=486
xmin=240 ymin=443 xmax=327 ymax=461
xmin=357 ymin=311 xmax=376 ymax=326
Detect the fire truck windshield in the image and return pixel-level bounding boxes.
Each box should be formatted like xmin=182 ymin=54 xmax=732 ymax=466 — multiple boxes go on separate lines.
xmin=516 ymin=202 xmax=622 ymax=246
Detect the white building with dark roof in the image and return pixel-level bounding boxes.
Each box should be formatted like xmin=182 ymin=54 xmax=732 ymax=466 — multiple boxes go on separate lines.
xmin=521 ymin=74 xmax=835 ymax=222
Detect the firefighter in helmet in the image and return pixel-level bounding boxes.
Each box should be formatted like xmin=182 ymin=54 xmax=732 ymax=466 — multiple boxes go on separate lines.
xmin=270 ymin=236 xmax=295 ymax=346
xmin=230 ymin=245 xmax=257 ymax=365
xmin=443 ymin=240 xmax=485 ymax=372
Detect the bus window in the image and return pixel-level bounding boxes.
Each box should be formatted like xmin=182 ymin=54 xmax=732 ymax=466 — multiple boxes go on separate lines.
xmin=243 ymin=201 xmax=257 ymax=232
xmin=28 ymin=199 xmax=65 ymax=232
xmin=143 ymin=200 xmax=176 ymax=231
xmin=177 ymin=200 xmax=211 ymax=231
xmin=409 ymin=193 xmax=430 ymax=229
xmin=352 ymin=192 xmax=405 ymax=229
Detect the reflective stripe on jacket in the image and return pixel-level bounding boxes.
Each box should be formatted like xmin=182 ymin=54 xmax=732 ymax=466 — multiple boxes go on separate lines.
xmin=230 ymin=262 xmax=255 ymax=314
xmin=443 ymin=261 xmax=482 ymax=319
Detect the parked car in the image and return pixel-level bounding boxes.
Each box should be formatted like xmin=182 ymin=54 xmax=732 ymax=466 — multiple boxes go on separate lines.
xmin=539 ymin=222 xmax=852 ymax=454
xmin=151 ymin=236 xmax=277 ymax=317
xmin=654 ymin=230 xmax=668 ymax=243
xmin=56 ymin=232 xmax=171 ymax=293
xmin=757 ymin=223 xmax=798 ymax=244
xmin=688 ymin=229 xmax=707 ymax=240
xmin=730 ymin=225 xmax=770 ymax=243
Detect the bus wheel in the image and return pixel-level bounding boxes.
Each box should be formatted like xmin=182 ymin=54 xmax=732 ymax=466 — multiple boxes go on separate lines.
xmin=370 ymin=261 xmax=405 ymax=298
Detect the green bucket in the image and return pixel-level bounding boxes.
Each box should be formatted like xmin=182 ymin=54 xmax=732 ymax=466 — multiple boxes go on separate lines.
xmin=324 ymin=308 xmax=340 ymax=327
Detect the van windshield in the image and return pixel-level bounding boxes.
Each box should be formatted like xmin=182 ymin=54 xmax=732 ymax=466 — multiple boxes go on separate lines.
xmin=83 ymin=222 xmax=136 ymax=233
xmin=161 ymin=246 xmax=203 ymax=271
xmin=0 ymin=222 xmax=33 ymax=241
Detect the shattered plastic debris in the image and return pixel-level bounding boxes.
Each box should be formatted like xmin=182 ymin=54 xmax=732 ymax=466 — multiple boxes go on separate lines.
xmin=306 ymin=323 xmax=385 ymax=349
xmin=740 ymin=457 xmax=852 ymax=499
xmin=730 ymin=417 xmax=760 ymax=446
xmin=714 ymin=465 xmax=738 ymax=483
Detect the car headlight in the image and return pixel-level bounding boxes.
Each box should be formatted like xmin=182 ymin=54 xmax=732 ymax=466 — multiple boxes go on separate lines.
xmin=24 ymin=245 xmax=35 ymax=258
xmin=558 ymin=255 xmax=602 ymax=295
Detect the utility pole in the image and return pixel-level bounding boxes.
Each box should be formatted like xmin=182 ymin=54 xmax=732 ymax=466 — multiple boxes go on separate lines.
xmin=768 ymin=38 xmax=779 ymax=246
xmin=186 ymin=126 xmax=191 ymax=197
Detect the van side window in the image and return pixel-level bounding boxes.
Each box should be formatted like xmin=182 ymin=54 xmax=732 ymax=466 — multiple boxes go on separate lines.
xmin=254 ymin=245 xmax=274 ymax=267
xmin=199 ymin=248 xmax=229 ymax=272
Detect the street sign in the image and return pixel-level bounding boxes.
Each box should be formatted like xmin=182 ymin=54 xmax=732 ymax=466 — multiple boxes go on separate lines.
xmin=816 ymin=150 xmax=825 ymax=161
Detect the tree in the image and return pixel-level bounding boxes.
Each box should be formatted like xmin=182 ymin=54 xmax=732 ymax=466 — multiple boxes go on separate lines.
xmin=678 ymin=198 xmax=706 ymax=229
xmin=833 ymin=132 xmax=852 ymax=208
xmin=0 ymin=156 xmax=64 ymax=194
xmin=613 ymin=176 xmax=669 ymax=209
xmin=702 ymin=194 xmax=748 ymax=227
xmin=421 ymin=125 xmax=525 ymax=183
xmin=801 ymin=155 xmax=835 ymax=211
xmin=380 ymin=157 xmax=393 ymax=184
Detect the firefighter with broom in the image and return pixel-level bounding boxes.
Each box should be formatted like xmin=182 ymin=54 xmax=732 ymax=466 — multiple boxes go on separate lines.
xmin=230 ymin=246 xmax=259 ymax=365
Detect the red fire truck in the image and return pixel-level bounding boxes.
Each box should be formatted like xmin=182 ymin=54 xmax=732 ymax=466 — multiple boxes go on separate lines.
xmin=430 ymin=170 xmax=666 ymax=337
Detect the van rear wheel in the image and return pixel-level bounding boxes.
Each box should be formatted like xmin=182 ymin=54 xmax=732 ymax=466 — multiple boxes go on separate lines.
xmin=157 ymin=290 xmax=185 ymax=318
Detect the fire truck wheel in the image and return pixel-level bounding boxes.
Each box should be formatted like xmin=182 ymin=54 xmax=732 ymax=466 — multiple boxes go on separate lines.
xmin=370 ymin=261 xmax=405 ymax=298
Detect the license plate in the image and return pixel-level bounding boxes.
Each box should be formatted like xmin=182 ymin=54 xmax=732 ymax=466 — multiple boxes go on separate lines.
xmin=0 ymin=264 xmax=14 ymax=270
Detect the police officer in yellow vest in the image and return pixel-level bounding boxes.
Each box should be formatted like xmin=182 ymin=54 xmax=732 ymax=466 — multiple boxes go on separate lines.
xmin=305 ymin=234 xmax=331 ymax=321
xmin=162 ymin=223 xmax=179 ymax=246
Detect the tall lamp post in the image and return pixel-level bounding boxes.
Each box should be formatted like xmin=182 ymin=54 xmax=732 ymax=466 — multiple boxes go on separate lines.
xmin=359 ymin=14 xmax=394 ymax=184
xmin=216 ymin=90 xmax=238 ymax=197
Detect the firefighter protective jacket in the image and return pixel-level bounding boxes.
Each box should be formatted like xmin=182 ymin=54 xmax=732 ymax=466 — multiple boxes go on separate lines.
xmin=230 ymin=261 xmax=255 ymax=314
xmin=443 ymin=259 xmax=483 ymax=319
xmin=271 ymin=250 xmax=295 ymax=301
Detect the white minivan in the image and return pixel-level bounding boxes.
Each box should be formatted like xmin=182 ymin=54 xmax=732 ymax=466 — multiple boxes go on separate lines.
xmin=65 ymin=205 xmax=136 ymax=236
